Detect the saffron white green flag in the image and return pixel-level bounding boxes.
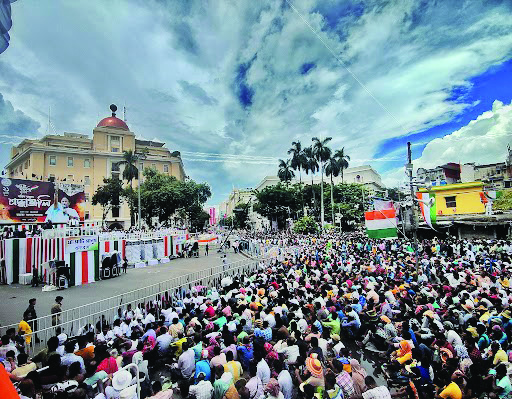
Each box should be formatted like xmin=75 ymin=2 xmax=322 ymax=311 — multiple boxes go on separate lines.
xmin=365 ymin=209 xmax=398 ymax=239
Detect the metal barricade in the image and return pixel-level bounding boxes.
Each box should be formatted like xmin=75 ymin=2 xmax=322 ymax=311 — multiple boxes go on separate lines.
xmin=3 ymin=255 xmax=272 ymax=354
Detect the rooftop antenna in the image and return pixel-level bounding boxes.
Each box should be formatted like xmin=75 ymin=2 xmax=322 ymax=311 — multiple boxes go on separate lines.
xmin=47 ymin=106 xmax=51 ymax=134
xmin=123 ymin=102 xmax=127 ymax=122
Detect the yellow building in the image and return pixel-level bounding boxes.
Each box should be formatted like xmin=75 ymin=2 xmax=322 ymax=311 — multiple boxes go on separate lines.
xmin=418 ymin=181 xmax=485 ymax=217
xmin=5 ymin=105 xmax=186 ymax=228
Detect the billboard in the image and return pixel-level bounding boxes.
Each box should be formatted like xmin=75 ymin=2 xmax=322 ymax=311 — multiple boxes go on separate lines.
xmin=0 ymin=178 xmax=85 ymax=223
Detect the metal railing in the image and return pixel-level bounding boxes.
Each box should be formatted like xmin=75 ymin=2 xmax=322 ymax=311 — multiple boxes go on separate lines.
xmin=2 ymin=255 xmax=275 ymax=354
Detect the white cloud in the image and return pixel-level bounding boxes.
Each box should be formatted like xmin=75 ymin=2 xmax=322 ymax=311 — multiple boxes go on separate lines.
xmin=382 ymin=100 xmax=512 ymax=188
xmin=414 ymin=100 xmax=512 ymax=169
xmin=0 ymin=0 xmax=511 ymax=204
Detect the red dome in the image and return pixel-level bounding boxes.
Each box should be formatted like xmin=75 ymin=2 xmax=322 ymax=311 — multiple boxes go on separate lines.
xmin=97 ymin=116 xmax=129 ymax=130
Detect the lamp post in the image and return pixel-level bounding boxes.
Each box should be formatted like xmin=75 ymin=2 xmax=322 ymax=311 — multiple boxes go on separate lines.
xmin=406 ymin=142 xmax=420 ymax=272
xmin=137 ymin=151 xmax=147 ymax=230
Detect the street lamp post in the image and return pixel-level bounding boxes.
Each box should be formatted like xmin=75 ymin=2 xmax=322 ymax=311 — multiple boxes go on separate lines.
xmin=406 ymin=142 xmax=420 ymax=272
xmin=137 ymin=152 xmax=147 ymax=230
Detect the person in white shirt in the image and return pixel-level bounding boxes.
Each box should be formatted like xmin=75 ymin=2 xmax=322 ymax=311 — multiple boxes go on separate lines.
xmin=275 ymin=361 xmax=293 ymax=399
xmin=256 ymin=355 xmax=271 ymax=385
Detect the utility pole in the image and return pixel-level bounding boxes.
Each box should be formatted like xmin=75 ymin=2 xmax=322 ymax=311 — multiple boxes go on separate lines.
xmin=137 ymin=151 xmax=147 ymax=230
xmin=406 ymin=142 xmax=420 ymax=272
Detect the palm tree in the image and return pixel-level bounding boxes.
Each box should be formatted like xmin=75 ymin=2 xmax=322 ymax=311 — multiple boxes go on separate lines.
xmin=118 ymin=150 xmax=139 ymax=226
xmin=277 ymin=159 xmax=295 ymax=187
xmin=325 ymin=157 xmax=340 ymax=225
xmin=288 ymin=141 xmax=306 ymax=212
xmin=303 ymin=146 xmax=318 ymax=214
xmin=118 ymin=149 xmax=139 ymax=187
xmin=312 ymin=137 xmax=332 ymax=228
xmin=333 ymin=147 xmax=350 ymax=183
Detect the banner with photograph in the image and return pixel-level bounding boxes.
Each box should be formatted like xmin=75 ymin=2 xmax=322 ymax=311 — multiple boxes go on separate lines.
xmin=0 ymin=178 xmax=85 ymax=223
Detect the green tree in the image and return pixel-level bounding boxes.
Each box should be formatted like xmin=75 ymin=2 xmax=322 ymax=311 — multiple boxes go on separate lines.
xmin=253 ymin=184 xmax=300 ymax=229
xmin=329 ymin=183 xmax=372 ymax=229
xmin=278 ymin=159 xmax=295 ymax=186
xmin=92 ymin=177 xmax=124 ymax=227
xmin=493 ymin=191 xmax=512 ymax=211
xmin=333 ymin=147 xmax=350 ymax=182
xmin=117 ymin=149 xmax=141 ymax=226
xmin=303 ymin=146 xmax=319 ymax=212
xmin=288 ymin=141 xmax=306 ymax=213
xmin=233 ymin=202 xmax=250 ymax=228
xmin=325 ymin=156 xmax=340 ymax=223
xmin=139 ymin=169 xmax=212 ymax=227
xmin=312 ymin=136 xmax=332 ymax=227
xmin=293 ymin=216 xmax=319 ymax=234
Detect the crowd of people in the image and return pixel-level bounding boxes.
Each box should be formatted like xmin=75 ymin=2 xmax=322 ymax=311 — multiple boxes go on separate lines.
xmin=3 ymin=230 xmax=512 ymax=399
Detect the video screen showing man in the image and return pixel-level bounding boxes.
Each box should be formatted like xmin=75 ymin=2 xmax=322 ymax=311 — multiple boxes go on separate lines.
xmin=45 ymin=192 xmax=79 ymax=224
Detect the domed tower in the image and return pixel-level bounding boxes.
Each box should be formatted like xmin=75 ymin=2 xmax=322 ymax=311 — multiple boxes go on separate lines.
xmin=92 ymin=104 xmax=135 ymax=154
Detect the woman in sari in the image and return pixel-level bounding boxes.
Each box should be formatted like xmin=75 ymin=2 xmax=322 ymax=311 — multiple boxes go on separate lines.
xmin=350 ymin=359 xmax=367 ymax=397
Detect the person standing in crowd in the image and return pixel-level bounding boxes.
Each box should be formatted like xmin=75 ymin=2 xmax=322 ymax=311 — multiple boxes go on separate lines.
xmin=23 ymin=299 xmax=38 ymax=343
xmin=51 ymin=296 xmax=63 ymax=327
xmin=205 ymin=243 xmax=209 ymax=256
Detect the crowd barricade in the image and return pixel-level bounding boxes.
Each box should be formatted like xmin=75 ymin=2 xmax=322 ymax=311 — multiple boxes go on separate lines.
xmin=0 ymin=256 xmax=272 ymax=354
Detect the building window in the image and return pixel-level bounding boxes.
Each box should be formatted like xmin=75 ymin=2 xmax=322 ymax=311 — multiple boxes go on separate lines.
xmin=24 ymin=161 xmax=29 ymax=169
xmin=85 ymin=211 xmax=90 ymax=220
xmin=111 ymin=147 xmax=119 ymax=153
xmin=445 ymin=196 xmax=457 ymax=208
xmin=49 ymin=174 xmax=55 ymax=182
xmin=110 ymin=135 xmax=120 ymax=152
xmin=140 ymin=162 xmax=144 ymax=170
xmin=505 ymin=181 xmax=511 ymax=189
xmin=151 ymin=163 xmax=156 ymax=169
xmin=164 ymin=164 xmax=169 ymax=173
xmin=67 ymin=156 xmax=74 ymax=167
xmin=112 ymin=162 xmax=120 ymax=172
xmin=49 ymin=156 xmax=56 ymax=166
xmin=356 ymin=175 xmax=361 ymax=182
xmin=85 ymin=193 xmax=90 ymax=202
xmin=112 ymin=206 xmax=120 ymax=218
xmin=84 ymin=176 xmax=90 ymax=186
xmin=84 ymin=159 xmax=90 ymax=168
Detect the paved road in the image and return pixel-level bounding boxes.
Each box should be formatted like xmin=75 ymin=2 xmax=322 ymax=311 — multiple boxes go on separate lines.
xmin=0 ymin=250 xmax=245 ymax=328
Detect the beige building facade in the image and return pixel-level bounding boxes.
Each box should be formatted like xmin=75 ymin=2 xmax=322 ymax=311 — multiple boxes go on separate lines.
xmin=5 ymin=105 xmax=186 ymax=228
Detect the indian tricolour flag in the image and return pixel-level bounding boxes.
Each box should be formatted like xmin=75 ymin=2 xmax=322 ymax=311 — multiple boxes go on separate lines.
xmin=365 ymin=209 xmax=398 ymax=239
xmin=416 ymin=192 xmax=436 ymax=229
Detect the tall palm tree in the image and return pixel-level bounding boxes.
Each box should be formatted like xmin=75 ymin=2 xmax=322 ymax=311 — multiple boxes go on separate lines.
xmin=118 ymin=149 xmax=139 ymax=187
xmin=303 ymin=146 xmax=318 ymax=214
xmin=277 ymin=159 xmax=295 ymax=187
xmin=325 ymin=157 xmax=341 ymax=225
xmin=118 ymin=149 xmax=139 ymax=226
xmin=312 ymin=137 xmax=332 ymax=228
xmin=333 ymin=147 xmax=350 ymax=183
xmin=288 ymin=141 xmax=306 ymax=212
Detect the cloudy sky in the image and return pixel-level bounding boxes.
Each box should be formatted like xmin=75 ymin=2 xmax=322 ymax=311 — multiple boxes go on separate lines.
xmin=0 ymin=0 xmax=511 ymax=205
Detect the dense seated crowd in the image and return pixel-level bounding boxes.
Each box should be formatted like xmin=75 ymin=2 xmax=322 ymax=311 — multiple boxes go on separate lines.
xmin=3 ymin=231 xmax=512 ymax=399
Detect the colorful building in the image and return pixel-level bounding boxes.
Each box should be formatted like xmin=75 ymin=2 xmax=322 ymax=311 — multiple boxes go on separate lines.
xmin=418 ymin=182 xmax=485 ymax=217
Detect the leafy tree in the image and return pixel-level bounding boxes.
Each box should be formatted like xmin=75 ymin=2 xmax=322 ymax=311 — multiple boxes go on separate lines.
xmin=386 ymin=187 xmax=402 ymax=202
xmin=253 ymin=184 xmax=300 ymax=229
xmin=293 ymin=216 xmax=319 ymax=234
xmin=233 ymin=202 xmax=250 ymax=229
xmin=139 ymin=169 xmax=211 ymax=227
xmin=92 ymin=177 xmax=124 ymax=227
xmin=312 ymin=136 xmax=332 ymax=226
xmin=278 ymin=159 xmax=295 ymax=186
xmin=328 ymin=183 xmax=372 ymax=228
xmin=187 ymin=203 xmax=210 ymax=232
xmin=493 ymin=191 xmax=512 ymax=211
xmin=219 ymin=216 xmax=234 ymax=227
